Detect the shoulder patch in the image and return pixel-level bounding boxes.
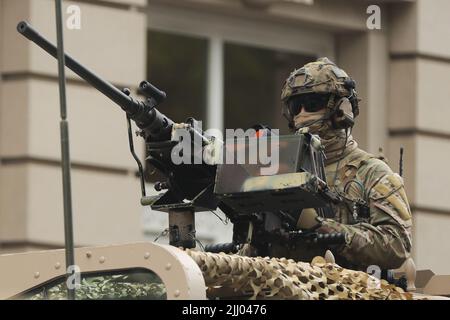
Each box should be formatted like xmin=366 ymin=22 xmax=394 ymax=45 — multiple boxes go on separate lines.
xmin=372 ymin=174 xmax=412 ymax=221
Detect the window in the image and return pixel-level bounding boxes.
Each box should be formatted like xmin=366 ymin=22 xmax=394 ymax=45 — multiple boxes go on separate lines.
xmin=20 ymin=269 xmax=167 ymax=300
xmin=145 ymin=30 xmax=208 ymax=183
xmin=224 ymin=43 xmax=315 ymax=134
xmin=146 ymin=31 xmax=316 ymax=135
xmin=147 ymin=30 xmax=207 ymax=124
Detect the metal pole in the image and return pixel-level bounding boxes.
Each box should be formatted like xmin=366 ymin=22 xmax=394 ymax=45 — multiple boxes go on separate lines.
xmin=55 ymin=0 xmax=76 ymax=300
xmin=207 ymin=37 xmax=224 ymax=132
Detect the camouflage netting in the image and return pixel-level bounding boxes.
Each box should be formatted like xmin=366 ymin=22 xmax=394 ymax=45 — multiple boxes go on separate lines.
xmin=186 ymin=250 xmax=413 ymax=300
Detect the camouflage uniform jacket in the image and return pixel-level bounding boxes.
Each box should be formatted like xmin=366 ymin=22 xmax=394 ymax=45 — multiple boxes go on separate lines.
xmin=270 ymin=147 xmax=413 ymax=271
xmin=319 ymin=147 xmax=413 ymax=270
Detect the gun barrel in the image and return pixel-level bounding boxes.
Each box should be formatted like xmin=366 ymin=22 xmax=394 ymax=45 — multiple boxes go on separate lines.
xmin=17 ymin=21 xmax=174 ymax=141
xmin=17 ymin=21 xmax=140 ymax=115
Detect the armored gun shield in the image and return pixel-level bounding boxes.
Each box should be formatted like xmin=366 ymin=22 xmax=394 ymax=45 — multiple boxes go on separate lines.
xmin=214 ymin=133 xmax=330 ymax=215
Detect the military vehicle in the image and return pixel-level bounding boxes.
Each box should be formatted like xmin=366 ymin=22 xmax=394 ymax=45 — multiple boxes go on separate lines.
xmin=1 ymin=242 xmax=449 ymax=300
xmin=1 ymin=20 xmax=449 ymax=300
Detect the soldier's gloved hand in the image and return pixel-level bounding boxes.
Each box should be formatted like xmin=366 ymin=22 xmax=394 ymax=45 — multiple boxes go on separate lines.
xmin=297 ymin=209 xmax=346 ymax=246
xmin=297 ymin=208 xmax=323 ymax=231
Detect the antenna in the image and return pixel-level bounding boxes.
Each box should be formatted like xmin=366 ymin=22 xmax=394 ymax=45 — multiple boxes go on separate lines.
xmin=55 ymin=0 xmax=76 ymax=300
xmin=399 ymin=147 xmax=404 ymax=177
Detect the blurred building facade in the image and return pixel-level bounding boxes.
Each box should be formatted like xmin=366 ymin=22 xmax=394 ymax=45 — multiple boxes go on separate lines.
xmin=0 ymin=0 xmax=449 ymax=274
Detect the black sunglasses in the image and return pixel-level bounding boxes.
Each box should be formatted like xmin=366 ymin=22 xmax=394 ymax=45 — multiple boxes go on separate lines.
xmin=288 ymin=94 xmax=331 ymax=115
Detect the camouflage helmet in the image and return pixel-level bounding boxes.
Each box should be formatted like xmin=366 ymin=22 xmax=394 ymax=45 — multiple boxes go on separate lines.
xmin=281 ymin=57 xmax=359 ymax=124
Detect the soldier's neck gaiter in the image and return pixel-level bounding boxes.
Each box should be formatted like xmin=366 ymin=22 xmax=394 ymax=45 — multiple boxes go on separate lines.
xmin=294 ymin=111 xmax=358 ymax=165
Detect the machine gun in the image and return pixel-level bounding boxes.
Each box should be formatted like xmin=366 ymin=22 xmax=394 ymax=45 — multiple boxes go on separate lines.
xmin=17 ymin=21 xmax=345 ymax=256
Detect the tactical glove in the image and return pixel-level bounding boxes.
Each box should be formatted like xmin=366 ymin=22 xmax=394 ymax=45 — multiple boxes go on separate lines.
xmin=297 ymin=208 xmax=322 ymax=231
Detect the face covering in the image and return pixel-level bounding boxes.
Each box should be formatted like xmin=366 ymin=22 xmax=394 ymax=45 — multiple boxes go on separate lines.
xmin=294 ymin=109 xmax=357 ymax=165
xmin=293 ymin=109 xmax=327 ymax=131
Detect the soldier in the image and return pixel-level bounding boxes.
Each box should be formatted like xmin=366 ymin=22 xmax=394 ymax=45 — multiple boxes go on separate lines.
xmin=273 ymin=57 xmax=412 ymax=271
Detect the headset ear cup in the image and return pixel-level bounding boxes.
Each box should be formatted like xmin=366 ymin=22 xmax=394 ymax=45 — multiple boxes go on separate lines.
xmin=332 ymin=97 xmax=354 ymax=129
